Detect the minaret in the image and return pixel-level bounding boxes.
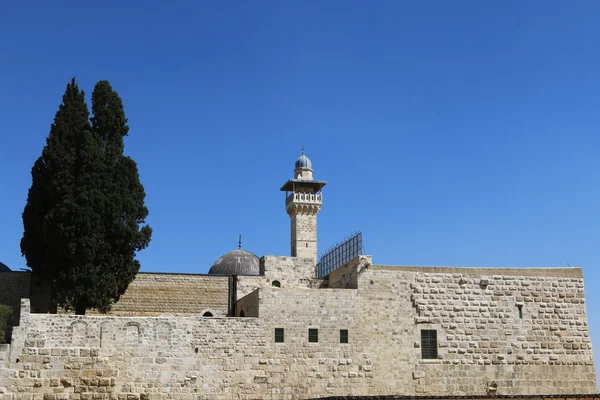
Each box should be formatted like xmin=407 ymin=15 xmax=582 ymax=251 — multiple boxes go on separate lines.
xmin=280 ymin=149 xmax=327 ymax=260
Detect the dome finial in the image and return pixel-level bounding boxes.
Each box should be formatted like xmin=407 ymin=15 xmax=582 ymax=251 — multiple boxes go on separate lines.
xmin=238 ymin=234 xmax=242 ymax=250
xmin=302 ymin=146 xmax=305 ymax=156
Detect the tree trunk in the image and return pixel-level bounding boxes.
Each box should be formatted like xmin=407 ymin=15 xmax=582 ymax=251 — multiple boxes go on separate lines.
xmin=75 ymin=299 xmax=87 ymax=315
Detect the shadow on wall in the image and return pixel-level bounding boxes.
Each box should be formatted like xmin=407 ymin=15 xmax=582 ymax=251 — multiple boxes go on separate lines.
xmin=0 ymin=304 xmax=12 ymax=343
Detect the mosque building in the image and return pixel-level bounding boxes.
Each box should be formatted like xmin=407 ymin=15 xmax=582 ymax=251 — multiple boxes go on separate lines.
xmin=0 ymin=151 xmax=596 ymax=399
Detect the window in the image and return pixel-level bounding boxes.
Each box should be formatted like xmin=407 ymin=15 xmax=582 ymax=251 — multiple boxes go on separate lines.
xmin=517 ymin=304 xmax=523 ymax=319
xmin=274 ymin=328 xmax=284 ymax=343
xmin=202 ymin=312 xmax=213 ymax=317
xmin=272 ymin=280 xmax=281 ymax=288
xmin=308 ymin=328 xmax=319 ymax=343
xmin=421 ymin=329 xmax=438 ymax=359
xmin=239 ymin=310 xmax=245 ymax=317
xmin=340 ymin=329 xmax=349 ymax=344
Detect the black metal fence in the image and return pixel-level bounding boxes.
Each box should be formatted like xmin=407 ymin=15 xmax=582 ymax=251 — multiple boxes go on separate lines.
xmin=316 ymin=232 xmax=364 ymax=279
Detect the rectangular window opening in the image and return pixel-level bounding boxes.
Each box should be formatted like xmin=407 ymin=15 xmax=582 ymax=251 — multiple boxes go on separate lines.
xmin=274 ymin=328 xmax=284 ymax=343
xmin=517 ymin=304 xmax=523 ymax=319
xmin=340 ymin=329 xmax=349 ymax=344
xmin=308 ymin=328 xmax=319 ymax=343
xmin=421 ymin=329 xmax=438 ymax=359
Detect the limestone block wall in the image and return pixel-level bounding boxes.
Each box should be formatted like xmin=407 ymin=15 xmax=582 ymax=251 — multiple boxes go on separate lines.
xmin=356 ymin=265 xmax=597 ymax=395
xmin=236 ymin=256 xmax=318 ymax=301
xmin=93 ymin=273 xmax=230 ymax=316
xmin=0 ymin=264 xmax=595 ymax=399
xmin=256 ymin=287 xmax=376 ymax=396
xmin=0 ymin=295 xmax=375 ymax=400
xmin=328 ymin=255 xmax=371 ymax=289
xmin=0 ymin=272 xmax=30 ymax=324
xmin=236 ymin=289 xmax=259 ymax=317
xmin=261 ymin=256 xmax=316 ymax=288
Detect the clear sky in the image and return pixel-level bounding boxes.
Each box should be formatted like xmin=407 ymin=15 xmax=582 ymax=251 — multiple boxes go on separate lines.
xmin=1 ymin=0 xmax=599 ymax=379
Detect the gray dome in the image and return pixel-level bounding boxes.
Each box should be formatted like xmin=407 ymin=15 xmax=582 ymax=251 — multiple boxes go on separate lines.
xmin=295 ymin=150 xmax=312 ymax=170
xmin=208 ymin=249 xmax=260 ymax=276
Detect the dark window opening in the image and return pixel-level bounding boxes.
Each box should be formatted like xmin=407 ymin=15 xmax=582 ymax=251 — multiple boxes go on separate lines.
xmin=421 ymin=329 xmax=438 ymax=359
xmin=308 ymin=328 xmax=319 ymax=343
xmin=202 ymin=312 xmax=213 ymax=317
xmin=517 ymin=304 xmax=523 ymax=319
xmin=274 ymin=328 xmax=284 ymax=343
xmin=340 ymin=329 xmax=349 ymax=344
xmin=239 ymin=310 xmax=245 ymax=317
xmin=272 ymin=280 xmax=281 ymax=288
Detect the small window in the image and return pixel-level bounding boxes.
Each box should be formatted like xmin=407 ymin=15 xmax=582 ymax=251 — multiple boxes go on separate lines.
xmin=308 ymin=328 xmax=319 ymax=343
xmin=239 ymin=310 xmax=245 ymax=317
xmin=274 ymin=328 xmax=284 ymax=343
xmin=421 ymin=329 xmax=438 ymax=359
xmin=202 ymin=311 xmax=213 ymax=317
xmin=340 ymin=329 xmax=349 ymax=344
xmin=272 ymin=280 xmax=281 ymax=288
xmin=517 ymin=304 xmax=523 ymax=319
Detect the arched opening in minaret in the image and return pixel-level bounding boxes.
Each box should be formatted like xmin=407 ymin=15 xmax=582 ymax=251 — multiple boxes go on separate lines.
xmin=272 ymin=280 xmax=281 ymax=288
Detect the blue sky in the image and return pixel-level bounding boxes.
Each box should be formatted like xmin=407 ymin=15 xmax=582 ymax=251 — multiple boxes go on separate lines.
xmin=1 ymin=0 xmax=599 ymax=376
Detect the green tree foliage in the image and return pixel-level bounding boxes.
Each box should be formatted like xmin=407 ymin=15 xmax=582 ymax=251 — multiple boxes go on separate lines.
xmin=21 ymin=78 xmax=152 ymax=315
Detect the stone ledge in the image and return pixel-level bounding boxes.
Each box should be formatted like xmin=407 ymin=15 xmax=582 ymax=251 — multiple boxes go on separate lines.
xmin=371 ymin=266 xmax=583 ymax=278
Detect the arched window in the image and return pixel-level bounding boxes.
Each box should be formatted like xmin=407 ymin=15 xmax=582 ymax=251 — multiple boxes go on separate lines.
xmin=239 ymin=310 xmax=245 ymax=317
xmin=202 ymin=311 xmax=213 ymax=317
xmin=272 ymin=280 xmax=281 ymax=288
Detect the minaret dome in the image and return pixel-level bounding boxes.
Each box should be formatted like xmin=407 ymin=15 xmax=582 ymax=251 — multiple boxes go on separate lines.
xmin=294 ymin=148 xmax=314 ymax=180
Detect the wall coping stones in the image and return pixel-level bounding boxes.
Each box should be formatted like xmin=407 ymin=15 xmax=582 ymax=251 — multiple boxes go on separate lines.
xmin=370 ymin=265 xmax=583 ymax=278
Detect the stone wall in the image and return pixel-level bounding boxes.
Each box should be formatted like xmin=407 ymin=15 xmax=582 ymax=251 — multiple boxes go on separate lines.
xmin=236 ymin=256 xmax=318 ymax=300
xmin=0 ymin=272 xmax=30 ymax=324
xmin=91 ymin=273 xmax=230 ymax=316
xmin=0 ymin=262 xmax=596 ymax=399
xmin=356 ymin=264 xmax=596 ymax=395
xmin=237 ymin=289 xmax=259 ymax=317
xmin=328 ymin=256 xmax=370 ymax=289
xmin=0 ymin=296 xmax=375 ymax=399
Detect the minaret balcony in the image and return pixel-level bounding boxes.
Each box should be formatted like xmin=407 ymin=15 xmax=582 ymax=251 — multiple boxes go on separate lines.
xmin=286 ymin=192 xmax=323 ymax=208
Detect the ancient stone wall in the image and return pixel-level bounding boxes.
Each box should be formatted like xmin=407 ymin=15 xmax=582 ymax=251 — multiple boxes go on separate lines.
xmin=0 ymin=263 xmax=596 ymax=399
xmin=236 ymin=256 xmax=318 ymax=300
xmin=0 ymin=272 xmax=30 ymax=324
xmin=356 ymin=264 xmax=596 ymax=395
xmin=0 ymin=294 xmax=375 ymax=400
xmin=236 ymin=289 xmax=259 ymax=317
xmin=91 ymin=273 xmax=230 ymax=316
xmin=328 ymin=255 xmax=370 ymax=289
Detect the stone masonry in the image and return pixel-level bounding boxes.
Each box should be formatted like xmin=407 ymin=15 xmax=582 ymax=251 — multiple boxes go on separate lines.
xmin=0 ymin=151 xmax=595 ymax=399
xmin=0 ymin=257 xmax=596 ymax=399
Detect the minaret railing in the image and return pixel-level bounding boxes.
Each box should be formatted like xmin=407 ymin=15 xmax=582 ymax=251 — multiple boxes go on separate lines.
xmin=285 ymin=192 xmax=322 ymax=207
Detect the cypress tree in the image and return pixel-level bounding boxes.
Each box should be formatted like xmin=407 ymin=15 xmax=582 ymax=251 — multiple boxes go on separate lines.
xmin=21 ymin=78 xmax=92 ymax=312
xmin=21 ymin=78 xmax=152 ymax=315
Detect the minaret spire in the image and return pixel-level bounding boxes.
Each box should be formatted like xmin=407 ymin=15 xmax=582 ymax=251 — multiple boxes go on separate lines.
xmin=280 ymin=149 xmax=327 ymax=261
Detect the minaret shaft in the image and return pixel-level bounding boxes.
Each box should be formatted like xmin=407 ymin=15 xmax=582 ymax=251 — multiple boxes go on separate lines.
xmin=280 ymin=151 xmax=326 ymax=261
